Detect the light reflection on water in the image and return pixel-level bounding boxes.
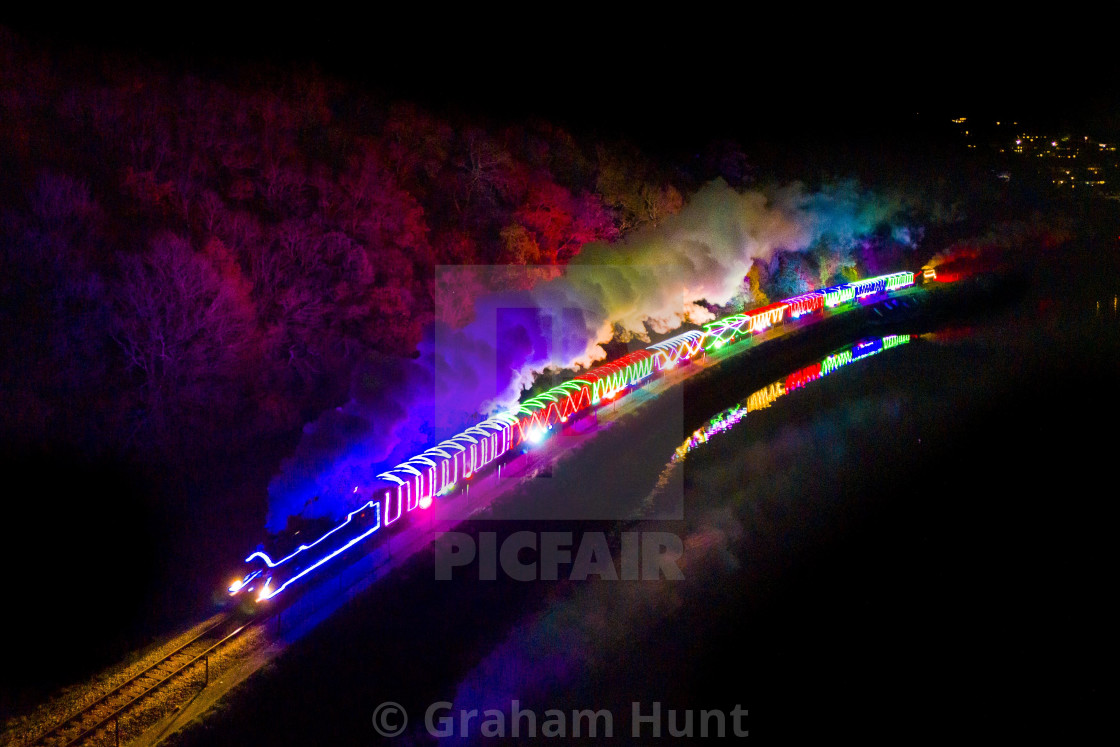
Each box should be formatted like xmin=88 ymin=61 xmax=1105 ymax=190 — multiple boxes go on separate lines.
xmin=647 ymin=334 xmax=915 ymax=501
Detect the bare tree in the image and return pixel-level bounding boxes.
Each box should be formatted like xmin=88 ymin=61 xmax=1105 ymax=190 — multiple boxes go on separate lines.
xmin=455 ymin=129 xmax=519 ymax=213
xmin=110 ymin=234 xmax=253 ymax=439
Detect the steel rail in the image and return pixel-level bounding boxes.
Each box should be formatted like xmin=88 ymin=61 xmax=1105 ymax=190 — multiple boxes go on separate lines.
xmin=26 ymin=615 xmax=247 ymax=746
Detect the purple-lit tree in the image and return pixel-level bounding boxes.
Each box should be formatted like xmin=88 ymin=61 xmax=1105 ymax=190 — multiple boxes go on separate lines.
xmin=110 ymin=234 xmax=255 ymax=441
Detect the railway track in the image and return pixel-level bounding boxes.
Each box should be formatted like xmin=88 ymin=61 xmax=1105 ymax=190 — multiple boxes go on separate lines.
xmin=26 ymin=613 xmax=255 ymax=747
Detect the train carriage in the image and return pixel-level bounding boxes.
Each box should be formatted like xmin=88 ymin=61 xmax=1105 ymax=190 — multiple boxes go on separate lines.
xmin=648 ymin=330 xmax=705 ymax=370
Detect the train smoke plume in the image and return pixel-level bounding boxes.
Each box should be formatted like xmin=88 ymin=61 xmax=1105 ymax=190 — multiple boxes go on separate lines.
xmin=266 ymin=179 xmax=916 ymax=529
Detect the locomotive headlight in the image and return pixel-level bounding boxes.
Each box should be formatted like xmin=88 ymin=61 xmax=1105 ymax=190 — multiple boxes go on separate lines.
xmin=229 ymin=568 xmax=261 ymax=594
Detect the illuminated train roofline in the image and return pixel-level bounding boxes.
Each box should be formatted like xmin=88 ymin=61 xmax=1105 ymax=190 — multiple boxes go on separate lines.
xmin=253 ymin=499 xmax=383 ymax=601
xmin=647 ymin=330 xmax=705 ymax=369
xmin=785 ymin=291 xmax=825 ymax=318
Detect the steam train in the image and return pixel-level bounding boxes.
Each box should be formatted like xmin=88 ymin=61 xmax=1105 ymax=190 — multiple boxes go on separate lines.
xmin=227 ymin=270 xmax=917 ymax=603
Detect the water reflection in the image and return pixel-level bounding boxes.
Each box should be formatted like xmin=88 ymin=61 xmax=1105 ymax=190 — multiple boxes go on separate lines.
xmin=667 ymin=334 xmax=913 ymax=474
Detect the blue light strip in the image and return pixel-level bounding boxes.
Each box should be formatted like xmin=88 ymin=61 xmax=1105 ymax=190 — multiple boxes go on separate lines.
xmin=244 ymin=500 xmax=380 ymax=569
xmin=258 ymin=519 xmax=382 ymax=601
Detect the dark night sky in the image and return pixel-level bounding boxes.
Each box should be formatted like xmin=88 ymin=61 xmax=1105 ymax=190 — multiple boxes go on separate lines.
xmin=6 ymin=15 xmax=1117 ymax=148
